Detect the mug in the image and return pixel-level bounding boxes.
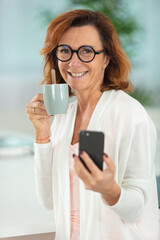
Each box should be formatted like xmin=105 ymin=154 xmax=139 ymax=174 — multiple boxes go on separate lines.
xmin=42 ymin=84 xmax=69 ymax=115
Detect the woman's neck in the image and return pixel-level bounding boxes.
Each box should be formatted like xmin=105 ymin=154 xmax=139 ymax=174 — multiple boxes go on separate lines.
xmin=76 ymin=89 xmax=102 ymax=115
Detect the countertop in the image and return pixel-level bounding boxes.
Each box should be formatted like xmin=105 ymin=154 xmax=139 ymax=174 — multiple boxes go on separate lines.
xmin=0 ymin=154 xmax=56 ymax=238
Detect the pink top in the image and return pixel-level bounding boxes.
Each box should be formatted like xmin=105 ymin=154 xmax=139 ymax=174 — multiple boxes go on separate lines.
xmin=69 ymin=143 xmax=80 ymax=240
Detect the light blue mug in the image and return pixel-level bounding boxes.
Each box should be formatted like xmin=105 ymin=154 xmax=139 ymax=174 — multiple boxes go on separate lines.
xmin=42 ymin=84 xmax=69 ymax=115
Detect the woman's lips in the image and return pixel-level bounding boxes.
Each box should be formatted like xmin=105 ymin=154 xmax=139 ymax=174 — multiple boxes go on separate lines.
xmin=68 ymin=71 xmax=88 ymax=77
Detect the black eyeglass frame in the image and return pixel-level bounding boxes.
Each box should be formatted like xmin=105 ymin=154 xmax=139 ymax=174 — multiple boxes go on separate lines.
xmin=52 ymin=44 xmax=105 ymax=63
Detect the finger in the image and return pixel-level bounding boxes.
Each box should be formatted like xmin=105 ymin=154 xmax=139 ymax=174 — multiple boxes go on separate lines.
xmin=26 ymin=101 xmax=46 ymax=111
xmin=73 ymin=155 xmax=93 ymax=186
xmin=27 ymin=107 xmax=48 ymax=115
xmin=80 ymin=151 xmax=102 ymax=178
xmin=27 ymin=113 xmax=51 ymax=120
xmin=103 ymin=154 xmax=115 ymax=173
xmin=31 ymin=93 xmax=43 ymax=102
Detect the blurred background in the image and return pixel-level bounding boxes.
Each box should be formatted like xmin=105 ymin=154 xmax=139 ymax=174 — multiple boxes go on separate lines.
xmin=0 ymin=0 xmax=160 ymax=133
xmin=0 ymin=0 xmax=159 ymax=239
xmin=0 ymin=0 xmax=160 ymax=134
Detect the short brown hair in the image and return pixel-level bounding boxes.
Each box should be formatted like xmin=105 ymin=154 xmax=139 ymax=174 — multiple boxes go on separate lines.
xmin=40 ymin=9 xmax=134 ymax=95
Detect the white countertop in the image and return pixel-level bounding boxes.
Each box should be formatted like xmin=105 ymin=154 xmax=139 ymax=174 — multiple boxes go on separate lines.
xmin=0 ymin=154 xmax=56 ymax=238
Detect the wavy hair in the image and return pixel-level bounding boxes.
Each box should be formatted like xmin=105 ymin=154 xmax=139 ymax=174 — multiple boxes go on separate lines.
xmin=40 ymin=9 xmax=134 ymax=95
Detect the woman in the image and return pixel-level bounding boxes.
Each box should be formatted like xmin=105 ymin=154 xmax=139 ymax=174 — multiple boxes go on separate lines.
xmin=26 ymin=9 xmax=159 ymax=240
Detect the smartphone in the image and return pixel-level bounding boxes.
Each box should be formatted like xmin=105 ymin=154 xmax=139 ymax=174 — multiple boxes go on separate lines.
xmin=79 ymin=130 xmax=104 ymax=171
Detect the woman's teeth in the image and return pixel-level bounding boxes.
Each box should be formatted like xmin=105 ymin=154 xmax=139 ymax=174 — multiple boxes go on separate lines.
xmin=70 ymin=71 xmax=87 ymax=77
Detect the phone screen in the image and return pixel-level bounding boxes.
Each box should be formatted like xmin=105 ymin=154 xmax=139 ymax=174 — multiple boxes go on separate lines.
xmin=79 ymin=130 xmax=104 ymax=171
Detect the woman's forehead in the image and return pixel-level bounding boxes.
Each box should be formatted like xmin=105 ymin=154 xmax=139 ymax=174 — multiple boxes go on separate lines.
xmin=58 ymin=25 xmax=103 ymax=48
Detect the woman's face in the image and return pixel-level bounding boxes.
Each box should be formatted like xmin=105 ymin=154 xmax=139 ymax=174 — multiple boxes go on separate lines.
xmin=57 ymin=25 xmax=109 ymax=93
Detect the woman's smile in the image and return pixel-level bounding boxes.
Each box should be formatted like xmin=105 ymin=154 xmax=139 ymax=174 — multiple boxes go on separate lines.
xmin=67 ymin=71 xmax=88 ymax=78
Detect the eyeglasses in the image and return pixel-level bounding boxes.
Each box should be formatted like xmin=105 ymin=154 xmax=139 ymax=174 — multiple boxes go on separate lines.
xmin=52 ymin=44 xmax=105 ymax=63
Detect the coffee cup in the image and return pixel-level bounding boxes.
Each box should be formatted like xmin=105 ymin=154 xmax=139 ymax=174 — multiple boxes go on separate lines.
xmin=42 ymin=84 xmax=69 ymax=115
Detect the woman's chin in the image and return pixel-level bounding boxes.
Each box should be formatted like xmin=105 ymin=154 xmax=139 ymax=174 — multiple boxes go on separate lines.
xmin=68 ymin=83 xmax=86 ymax=92
xmin=71 ymin=87 xmax=84 ymax=93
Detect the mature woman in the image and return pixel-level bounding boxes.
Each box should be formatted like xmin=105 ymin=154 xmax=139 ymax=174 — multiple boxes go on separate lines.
xmin=26 ymin=9 xmax=159 ymax=240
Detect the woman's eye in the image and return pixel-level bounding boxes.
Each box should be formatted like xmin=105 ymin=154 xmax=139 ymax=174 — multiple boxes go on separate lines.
xmin=83 ymin=48 xmax=93 ymax=54
xmin=60 ymin=48 xmax=69 ymax=54
xmin=86 ymin=49 xmax=92 ymax=53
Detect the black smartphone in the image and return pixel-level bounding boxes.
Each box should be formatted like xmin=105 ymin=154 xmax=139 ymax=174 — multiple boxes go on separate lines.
xmin=79 ymin=130 xmax=104 ymax=171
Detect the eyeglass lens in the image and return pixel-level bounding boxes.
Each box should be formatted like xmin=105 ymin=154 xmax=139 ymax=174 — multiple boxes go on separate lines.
xmin=55 ymin=45 xmax=95 ymax=62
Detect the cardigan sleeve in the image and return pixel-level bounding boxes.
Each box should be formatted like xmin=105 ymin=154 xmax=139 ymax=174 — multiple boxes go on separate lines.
xmin=34 ymin=141 xmax=54 ymax=210
xmin=107 ymin=118 xmax=157 ymax=223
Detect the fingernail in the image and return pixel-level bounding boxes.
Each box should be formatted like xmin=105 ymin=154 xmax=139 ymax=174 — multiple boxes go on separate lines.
xmin=104 ymin=153 xmax=108 ymax=158
xmin=80 ymin=151 xmax=84 ymax=156
xmin=72 ymin=154 xmax=76 ymax=158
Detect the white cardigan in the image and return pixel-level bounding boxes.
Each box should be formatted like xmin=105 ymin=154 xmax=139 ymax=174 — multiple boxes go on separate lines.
xmin=34 ymin=90 xmax=159 ymax=240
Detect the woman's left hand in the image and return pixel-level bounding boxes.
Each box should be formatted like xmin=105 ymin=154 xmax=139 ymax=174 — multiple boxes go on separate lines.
xmin=73 ymin=151 xmax=121 ymax=205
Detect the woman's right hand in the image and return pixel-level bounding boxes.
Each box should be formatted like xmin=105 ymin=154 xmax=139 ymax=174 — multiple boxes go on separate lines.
xmin=26 ymin=93 xmax=52 ymax=140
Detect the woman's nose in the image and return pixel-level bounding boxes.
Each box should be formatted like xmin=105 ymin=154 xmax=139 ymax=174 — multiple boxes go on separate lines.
xmin=68 ymin=52 xmax=82 ymax=67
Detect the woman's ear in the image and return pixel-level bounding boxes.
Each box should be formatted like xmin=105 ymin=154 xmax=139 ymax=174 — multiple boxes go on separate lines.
xmin=104 ymin=56 xmax=110 ymax=68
